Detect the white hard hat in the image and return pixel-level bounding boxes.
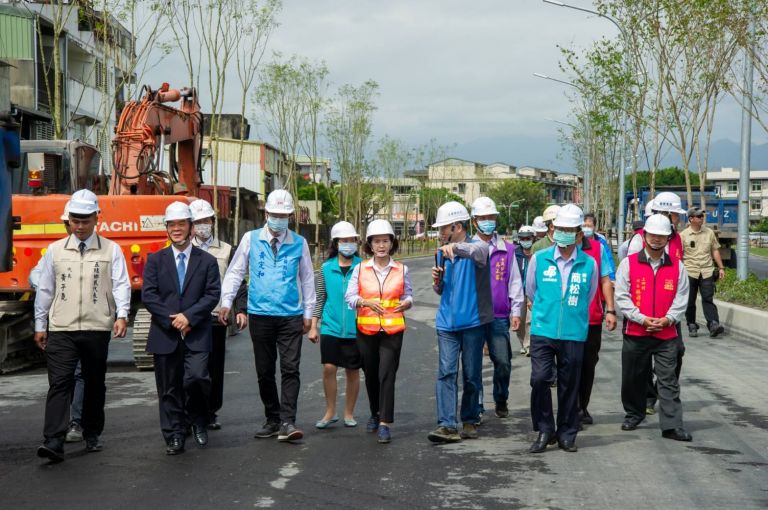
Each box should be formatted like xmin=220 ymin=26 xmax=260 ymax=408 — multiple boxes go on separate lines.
xmin=532 ymin=216 xmax=547 ymax=233
xmin=518 ymin=225 xmax=536 ymax=237
xmin=644 ymin=213 xmax=672 ymax=236
xmin=68 ymin=189 xmax=100 ymax=215
xmin=60 ymin=202 xmax=70 ymax=221
xmin=470 ymin=196 xmax=499 ymax=217
xmin=331 ymin=221 xmax=359 ymax=239
xmin=553 ymin=203 xmax=584 ymax=228
xmin=189 ymin=199 xmax=215 ymax=222
xmin=164 ymin=201 xmax=192 ymax=223
xmin=432 ymin=201 xmax=470 ymax=228
xmin=653 ymin=192 xmax=686 ymax=214
xmin=265 ymin=189 xmax=295 ymax=214
xmin=366 ymin=219 xmax=395 ymax=238
xmin=542 ymin=204 xmax=561 ymax=223
xmin=644 ymin=200 xmax=655 ymax=218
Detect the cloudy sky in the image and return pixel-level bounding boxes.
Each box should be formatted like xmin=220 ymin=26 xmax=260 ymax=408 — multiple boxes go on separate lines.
xmin=145 ymin=0 xmax=767 ymax=171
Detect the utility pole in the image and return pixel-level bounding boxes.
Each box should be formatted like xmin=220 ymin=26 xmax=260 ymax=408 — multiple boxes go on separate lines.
xmin=737 ymin=18 xmax=755 ymax=281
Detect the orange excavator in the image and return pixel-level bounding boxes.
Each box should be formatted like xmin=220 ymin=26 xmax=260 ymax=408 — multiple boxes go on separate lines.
xmin=0 ymin=83 xmax=218 ymax=371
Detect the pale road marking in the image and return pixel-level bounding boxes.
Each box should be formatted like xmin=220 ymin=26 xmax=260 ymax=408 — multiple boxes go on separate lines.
xmin=0 ymin=372 xmax=157 ymax=410
xmin=268 ymin=461 xmax=300 ymax=489
xmin=253 ymin=497 xmax=274 ymax=508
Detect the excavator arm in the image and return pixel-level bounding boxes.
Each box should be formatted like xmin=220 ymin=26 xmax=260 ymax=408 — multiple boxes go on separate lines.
xmin=110 ymin=83 xmax=202 ymax=197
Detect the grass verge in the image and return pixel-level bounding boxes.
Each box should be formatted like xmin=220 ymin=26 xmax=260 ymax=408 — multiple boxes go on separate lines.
xmin=715 ymin=268 xmax=768 ymax=311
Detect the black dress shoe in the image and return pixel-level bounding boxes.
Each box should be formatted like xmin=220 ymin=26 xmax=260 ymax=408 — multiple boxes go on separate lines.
xmin=581 ymin=410 xmax=594 ymax=425
xmin=208 ymin=421 xmax=221 ymax=430
xmin=529 ymin=432 xmax=554 ymax=453
xmin=166 ymin=436 xmax=185 ymax=455
xmin=621 ymin=419 xmax=641 ymax=431
xmin=37 ymin=444 xmax=64 ymax=463
xmin=558 ymin=440 xmax=578 ymax=452
xmin=662 ymin=428 xmax=692 ymax=442
xmin=192 ymin=425 xmax=208 ymax=447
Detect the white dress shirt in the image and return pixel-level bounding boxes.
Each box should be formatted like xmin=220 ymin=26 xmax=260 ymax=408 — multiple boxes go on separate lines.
xmin=34 ymin=232 xmax=131 ymax=332
xmin=220 ymin=228 xmax=316 ymax=319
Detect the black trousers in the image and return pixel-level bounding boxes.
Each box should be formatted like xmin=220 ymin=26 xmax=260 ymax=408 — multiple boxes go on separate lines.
xmin=646 ymin=324 xmax=684 ymax=407
xmin=529 ymin=335 xmax=584 ymax=443
xmin=249 ymin=314 xmax=304 ymax=424
xmin=43 ymin=331 xmax=110 ymax=445
xmin=154 ymin=341 xmax=211 ymax=442
xmin=622 ymin=335 xmax=683 ymax=431
xmin=208 ymin=323 xmax=227 ymax=419
xmin=578 ymin=324 xmax=602 ymax=415
xmin=357 ymin=330 xmax=404 ymax=423
xmin=685 ymin=274 xmax=720 ymax=327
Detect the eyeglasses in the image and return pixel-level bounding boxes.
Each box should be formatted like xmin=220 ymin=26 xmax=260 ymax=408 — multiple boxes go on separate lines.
xmin=691 ymin=215 xmax=704 ymax=219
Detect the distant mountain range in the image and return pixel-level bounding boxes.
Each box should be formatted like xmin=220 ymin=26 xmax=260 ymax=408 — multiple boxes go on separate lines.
xmin=452 ymin=135 xmax=768 ymax=173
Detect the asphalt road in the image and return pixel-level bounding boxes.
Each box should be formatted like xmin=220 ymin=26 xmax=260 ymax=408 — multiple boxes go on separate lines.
xmin=748 ymin=253 xmax=768 ymax=279
xmin=1 ymin=256 xmax=767 ymax=509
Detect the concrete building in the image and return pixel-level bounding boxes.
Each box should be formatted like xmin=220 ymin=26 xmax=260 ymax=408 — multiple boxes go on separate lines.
xmin=404 ymin=158 xmax=581 ymax=206
xmin=0 ymin=1 xmax=134 ymax=170
xmin=367 ymin=177 xmax=423 ymax=237
xmin=294 ymin=155 xmax=331 ymax=186
xmin=708 ymin=167 xmax=768 ymax=219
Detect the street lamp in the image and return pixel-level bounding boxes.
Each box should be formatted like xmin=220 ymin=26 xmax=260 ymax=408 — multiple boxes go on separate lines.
xmin=543 ymin=0 xmax=631 ymax=249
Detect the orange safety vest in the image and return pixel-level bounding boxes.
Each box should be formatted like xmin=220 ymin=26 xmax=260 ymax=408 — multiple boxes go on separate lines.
xmin=356 ymin=261 xmax=406 ymax=335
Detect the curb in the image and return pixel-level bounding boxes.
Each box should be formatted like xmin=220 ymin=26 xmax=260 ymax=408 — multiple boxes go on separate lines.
xmin=696 ymin=296 xmax=768 ymax=349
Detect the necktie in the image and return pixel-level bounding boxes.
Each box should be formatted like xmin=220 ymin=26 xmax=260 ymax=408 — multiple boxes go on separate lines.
xmin=177 ymin=253 xmax=186 ymax=291
xmin=79 ymin=242 xmax=86 ymax=256
xmin=271 ymin=238 xmax=278 ymax=257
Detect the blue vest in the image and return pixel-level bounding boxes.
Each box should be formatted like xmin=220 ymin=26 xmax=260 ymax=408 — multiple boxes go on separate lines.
xmin=436 ymin=237 xmax=494 ymax=332
xmin=247 ymin=228 xmax=305 ymax=316
xmin=530 ymin=246 xmax=594 ymax=341
xmin=319 ymin=256 xmax=361 ymax=338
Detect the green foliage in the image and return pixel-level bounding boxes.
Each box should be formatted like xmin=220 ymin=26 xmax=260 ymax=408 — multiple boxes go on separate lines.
xmin=486 ymin=180 xmax=548 ymax=234
xmin=296 ymin=182 xmax=338 ymax=226
xmin=716 ymin=268 xmax=768 ymax=311
xmin=625 ymin=167 xmax=700 ymax=190
xmin=750 ymin=218 xmax=768 ymax=233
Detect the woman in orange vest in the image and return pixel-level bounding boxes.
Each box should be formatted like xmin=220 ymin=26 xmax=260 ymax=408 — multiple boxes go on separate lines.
xmin=344 ymin=219 xmax=413 ymax=444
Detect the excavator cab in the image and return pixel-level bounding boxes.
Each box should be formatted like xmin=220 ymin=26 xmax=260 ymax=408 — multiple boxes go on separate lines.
xmin=11 ymin=140 xmax=107 ymax=196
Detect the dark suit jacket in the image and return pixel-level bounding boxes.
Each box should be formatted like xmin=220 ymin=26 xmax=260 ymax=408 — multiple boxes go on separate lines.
xmin=142 ymin=245 xmax=221 ymax=355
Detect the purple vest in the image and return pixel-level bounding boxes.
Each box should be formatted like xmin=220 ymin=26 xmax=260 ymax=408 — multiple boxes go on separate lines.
xmin=489 ymin=240 xmax=515 ymax=318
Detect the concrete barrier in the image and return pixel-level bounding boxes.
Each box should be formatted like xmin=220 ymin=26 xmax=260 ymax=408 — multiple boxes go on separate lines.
xmin=696 ymin=296 xmax=767 ymax=348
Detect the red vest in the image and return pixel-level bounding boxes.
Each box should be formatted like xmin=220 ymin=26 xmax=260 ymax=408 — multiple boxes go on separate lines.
xmin=640 ymin=229 xmax=683 ymax=263
xmin=624 ymin=252 xmax=680 ymax=340
xmin=581 ymin=238 xmax=604 ymax=325
xmin=356 ymin=261 xmax=406 ymax=335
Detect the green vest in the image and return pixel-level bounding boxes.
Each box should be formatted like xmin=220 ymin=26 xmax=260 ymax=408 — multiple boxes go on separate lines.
xmin=320 ymin=256 xmax=361 ymax=338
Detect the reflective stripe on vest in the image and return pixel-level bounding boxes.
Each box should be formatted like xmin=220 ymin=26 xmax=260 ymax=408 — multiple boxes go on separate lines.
xmin=624 ymin=252 xmax=679 ymax=340
xmin=581 ymin=240 xmax=604 ymax=325
xmin=356 ymin=261 xmax=406 ymax=335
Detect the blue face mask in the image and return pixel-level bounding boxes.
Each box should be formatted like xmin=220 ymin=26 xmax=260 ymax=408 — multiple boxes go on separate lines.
xmin=338 ymin=242 xmax=357 ymax=258
xmin=519 ymin=239 xmax=533 ymax=249
xmin=477 ymin=220 xmax=496 ymax=235
xmin=582 ymin=227 xmax=594 ymax=238
xmin=267 ymin=216 xmax=289 ymax=232
xmin=553 ymin=230 xmax=577 ymax=248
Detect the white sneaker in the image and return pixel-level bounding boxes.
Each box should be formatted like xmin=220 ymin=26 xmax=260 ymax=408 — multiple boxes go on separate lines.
xmin=65 ymin=421 xmax=83 ymax=443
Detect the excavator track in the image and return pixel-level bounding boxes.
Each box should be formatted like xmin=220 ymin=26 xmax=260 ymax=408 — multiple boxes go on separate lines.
xmin=0 ymin=301 xmax=44 ymax=373
xmin=132 ymin=308 xmax=155 ymax=371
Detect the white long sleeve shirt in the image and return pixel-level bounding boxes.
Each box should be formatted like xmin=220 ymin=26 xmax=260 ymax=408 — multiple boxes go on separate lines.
xmin=220 ymin=228 xmax=316 ymax=319
xmin=34 ymin=232 xmax=131 ymax=332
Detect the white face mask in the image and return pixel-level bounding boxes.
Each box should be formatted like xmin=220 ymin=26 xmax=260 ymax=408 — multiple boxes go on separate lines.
xmin=195 ymin=223 xmax=213 ymax=240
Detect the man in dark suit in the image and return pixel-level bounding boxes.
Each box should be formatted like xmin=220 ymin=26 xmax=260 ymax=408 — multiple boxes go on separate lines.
xmin=142 ymin=201 xmax=220 ymax=455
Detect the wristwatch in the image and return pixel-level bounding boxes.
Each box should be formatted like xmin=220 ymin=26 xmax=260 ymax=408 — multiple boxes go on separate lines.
xmin=606 ymin=310 xmax=616 ymax=316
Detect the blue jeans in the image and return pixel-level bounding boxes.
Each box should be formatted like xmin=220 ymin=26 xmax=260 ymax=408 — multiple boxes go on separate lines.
xmin=436 ymin=325 xmax=485 ymax=429
xmin=486 ymin=318 xmax=512 ymax=404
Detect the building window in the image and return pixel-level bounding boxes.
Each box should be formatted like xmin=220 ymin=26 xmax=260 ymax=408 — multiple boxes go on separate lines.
xmin=479 ymin=183 xmax=487 ymax=193
xmin=750 ymin=199 xmax=761 ymax=212
xmin=458 ymin=183 xmax=466 ymax=194
xmin=727 ymin=182 xmax=738 ymax=193
xmin=752 ymin=181 xmax=762 ymax=193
